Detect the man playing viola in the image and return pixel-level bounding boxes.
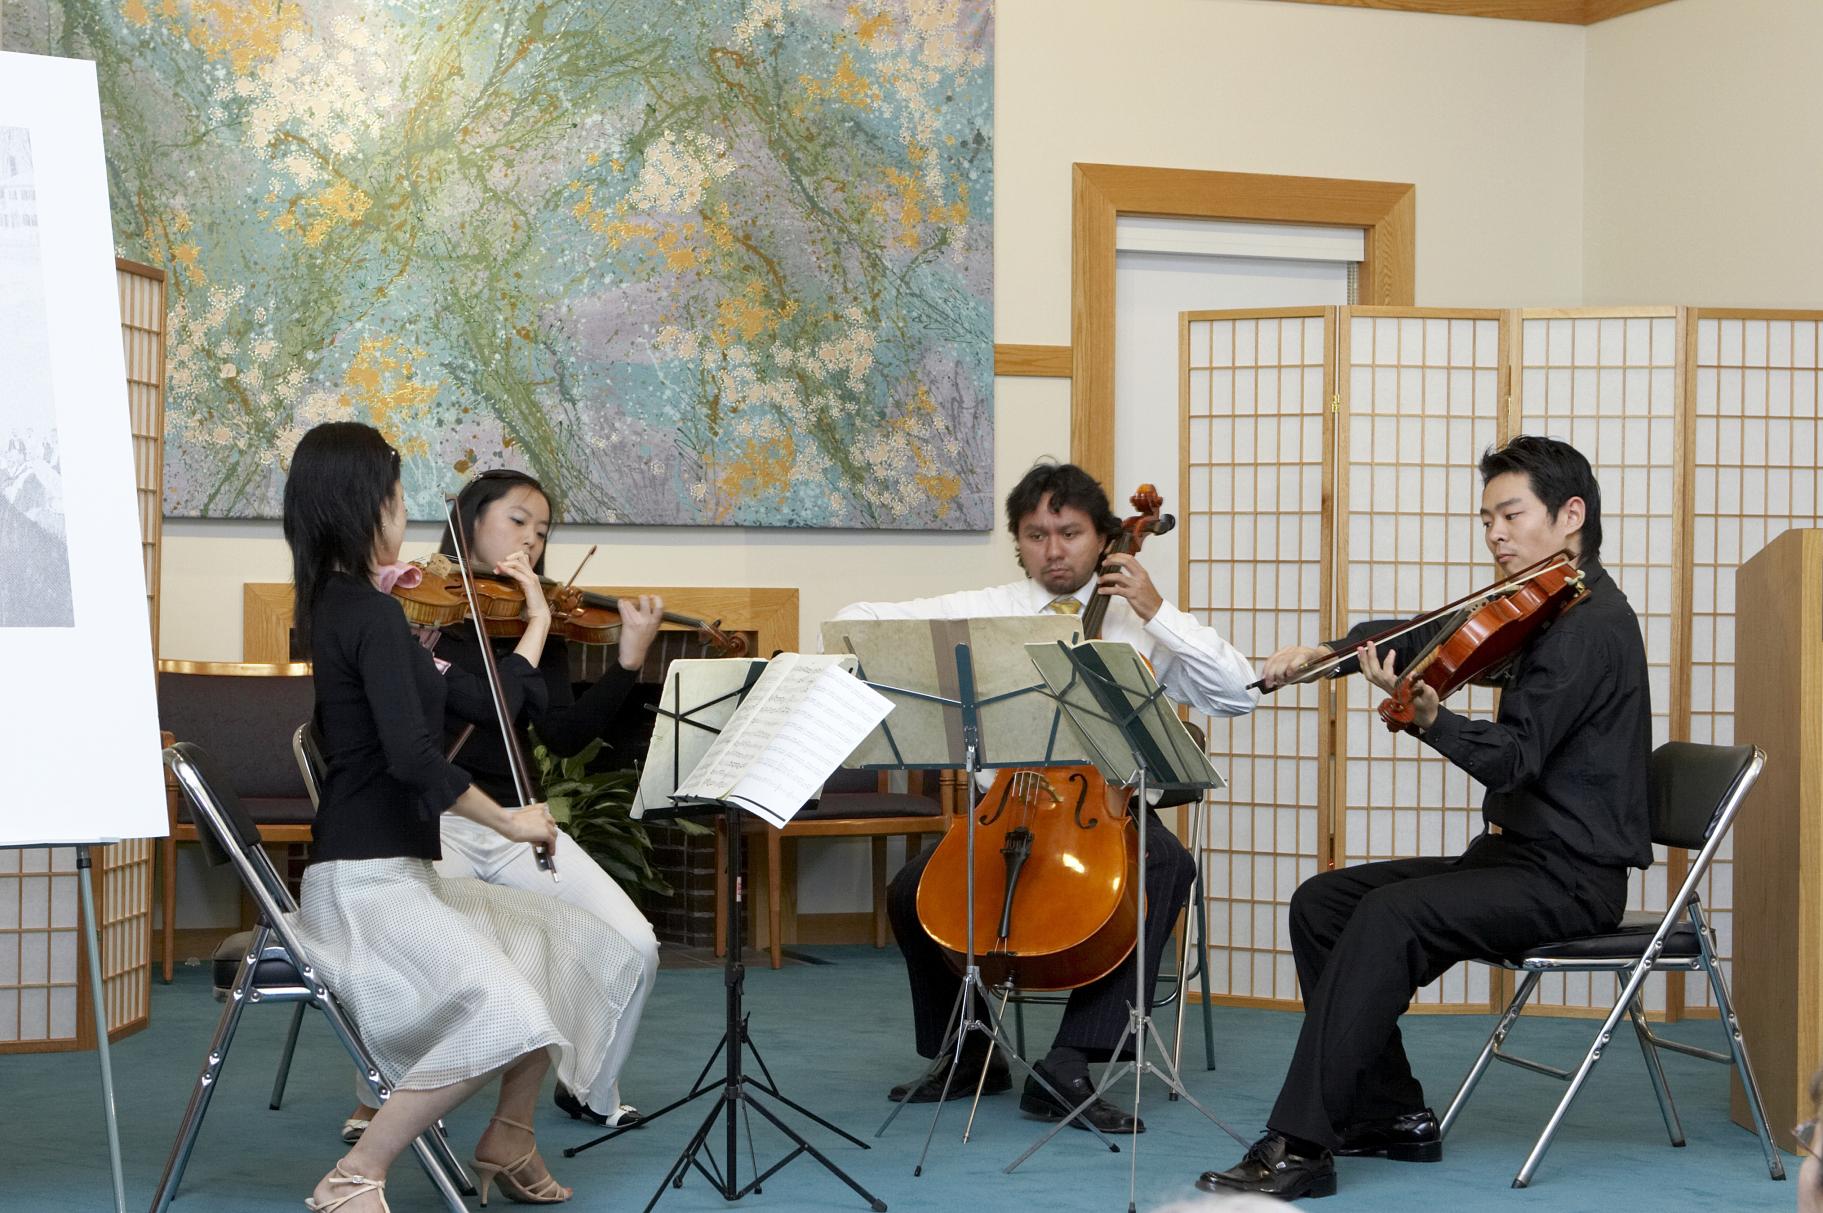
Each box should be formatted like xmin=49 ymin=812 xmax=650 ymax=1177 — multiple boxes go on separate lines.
xmin=835 ymin=461 xmax=1257 ymax=1134
xmin=1199 ymin=436 xmax=1653 ymax=1200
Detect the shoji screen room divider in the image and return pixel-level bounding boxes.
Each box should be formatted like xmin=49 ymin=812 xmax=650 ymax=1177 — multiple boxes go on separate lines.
xmin=1181 ymin=306 xmax=1823 ymax=1021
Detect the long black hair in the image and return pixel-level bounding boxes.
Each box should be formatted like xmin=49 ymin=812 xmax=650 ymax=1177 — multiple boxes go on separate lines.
xmin=437 ymin=469 xmax=555 ymax=576
xmin=1480 ymin=435 xmax=1603 ymax=561
xmin=281 ymin=422 xmax=401 ymax=656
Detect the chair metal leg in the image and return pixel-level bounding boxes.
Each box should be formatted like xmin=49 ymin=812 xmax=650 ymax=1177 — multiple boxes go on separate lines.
xmin=1513 ymin=951 xmax=1662 ymax=1189
xmin=1192 ymin=841 xmax=1215 ymax=1071
xmin=1624 ymin=985 xmax=1685 ymax=1147
xmin=316 ymin=992 xmax=474 ymax=1209
xmin=1690 ymin=904 xmax=1787 ymax=1181
xmin=1014 ymin=993 xmax=1027 ymax=1059
xmin=1441 ymin=968 xmax=1540 ymax=1139
xmin=149 ymin=931 xmax=261 ymax=1213
xmin=268 ymin=1001 xmax=307 ymax=1110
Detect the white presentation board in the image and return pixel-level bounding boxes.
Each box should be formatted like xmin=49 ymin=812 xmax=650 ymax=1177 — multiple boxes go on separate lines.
xmin=0 ymin=53 xmax=166 ymax=845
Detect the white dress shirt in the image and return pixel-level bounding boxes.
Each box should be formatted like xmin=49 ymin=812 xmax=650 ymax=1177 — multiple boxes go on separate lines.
xmin=832 ymin=577 xmax=1259 ymax=719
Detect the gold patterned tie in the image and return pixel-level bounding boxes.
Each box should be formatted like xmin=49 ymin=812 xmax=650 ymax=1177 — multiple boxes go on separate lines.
xmin=1045 ymin=596 xmax=1082 ymax=616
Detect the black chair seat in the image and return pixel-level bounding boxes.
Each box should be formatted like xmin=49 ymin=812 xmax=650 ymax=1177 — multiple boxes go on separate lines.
xmin=795 ymin=793 xmax=942 ymax=822
xmin=1515 ymin=910 xmax=1702 ymax=964
xmin=210 ymin=929 xmax=304 ymax=997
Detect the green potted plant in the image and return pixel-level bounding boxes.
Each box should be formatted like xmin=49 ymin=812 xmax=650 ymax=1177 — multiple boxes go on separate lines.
xmin=532 ymin=733 xmax=708 ymax=899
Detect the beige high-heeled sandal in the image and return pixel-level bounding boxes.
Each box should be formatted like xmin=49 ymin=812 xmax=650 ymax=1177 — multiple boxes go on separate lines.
xmin=303 ymin=1161 xmax=388 ymax=1212
xmin=473 ymin=1115 xmax=571 ymax=1206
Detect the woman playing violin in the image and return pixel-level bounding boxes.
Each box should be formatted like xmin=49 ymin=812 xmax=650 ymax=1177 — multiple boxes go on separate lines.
xmin=286 ymin=423 xmax=644 ymax=1211
xmin=340 ymin=468 xmax=664 ymax=1143
xmin=1199 ymin=436 xmax=1653 ymax=1202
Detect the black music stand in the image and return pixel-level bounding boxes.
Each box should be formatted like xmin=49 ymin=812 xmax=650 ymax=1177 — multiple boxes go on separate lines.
xmin=1002 ymin=639 xmax=1247 ymax=1212
xmin=821 ymin=617 xmax=1123 ymax=1173
xmin=565 ymin=662 xmax=887 ymax=1213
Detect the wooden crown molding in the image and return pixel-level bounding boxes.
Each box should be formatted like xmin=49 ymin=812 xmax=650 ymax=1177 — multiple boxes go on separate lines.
xmin=1264 ymin=0 xmax=1677 ymax=24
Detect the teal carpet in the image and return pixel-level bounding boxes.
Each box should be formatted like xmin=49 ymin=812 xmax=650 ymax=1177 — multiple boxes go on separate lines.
xmin=3 ymin=946 xmax=1794 ymax=1212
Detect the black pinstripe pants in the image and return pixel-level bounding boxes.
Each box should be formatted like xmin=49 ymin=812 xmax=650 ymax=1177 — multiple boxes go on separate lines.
xmin=886 ymin=811 xmax=1199 ymax=1061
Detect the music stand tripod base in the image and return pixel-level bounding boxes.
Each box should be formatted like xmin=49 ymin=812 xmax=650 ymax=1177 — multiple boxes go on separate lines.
xmin=1004 ymin=641 xmax=1249 ymax=1210
xmin=566 ymin=798 xmax=886 ymax=1213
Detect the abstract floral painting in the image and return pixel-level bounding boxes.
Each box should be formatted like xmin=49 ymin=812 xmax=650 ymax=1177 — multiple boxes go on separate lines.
xmin=2 ymin=1 xmax=994 ymax=527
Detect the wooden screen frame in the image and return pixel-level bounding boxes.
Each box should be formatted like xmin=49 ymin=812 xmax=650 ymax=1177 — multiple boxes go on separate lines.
xmin=1071 ymin=164 xmax=1415 ymax=488
xmin=241 ymin=584 xmax=800 ymax=663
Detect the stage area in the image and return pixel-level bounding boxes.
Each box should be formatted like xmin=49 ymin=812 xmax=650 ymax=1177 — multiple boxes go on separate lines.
xmin=9 ymin=946 xmax=1793 ymax=1212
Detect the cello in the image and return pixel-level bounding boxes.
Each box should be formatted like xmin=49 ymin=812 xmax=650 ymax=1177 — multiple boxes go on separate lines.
xmin=915 ymin=485 xmax=1176 ymax=991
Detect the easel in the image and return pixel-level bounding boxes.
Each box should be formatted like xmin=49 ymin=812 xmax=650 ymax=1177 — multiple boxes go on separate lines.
xmin=1003 ymin=639 xmax=1247 ymax=1211
xmin=2 ymin=842 xmax=128 ymax=1213
xmin=821 ymin=616 xmax=1123 ymax=1173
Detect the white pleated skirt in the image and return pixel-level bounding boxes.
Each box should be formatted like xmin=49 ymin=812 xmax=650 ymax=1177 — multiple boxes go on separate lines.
xmin=289 ymin=857 xmax=642 ymax=1102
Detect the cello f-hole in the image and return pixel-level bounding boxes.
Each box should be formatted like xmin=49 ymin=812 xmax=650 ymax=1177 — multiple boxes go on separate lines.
xmin=980 ymin=774 xmax=1018 ymax=826
xmin=1067 ymin=770 xmax=1097 ymax=831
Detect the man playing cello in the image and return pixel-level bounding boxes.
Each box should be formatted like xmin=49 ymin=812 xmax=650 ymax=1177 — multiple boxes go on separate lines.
xmin=834 ymin=461 xmax=1257 ymax=1133
xmin=1199 ymin=436 xmax=1652 ymax=1200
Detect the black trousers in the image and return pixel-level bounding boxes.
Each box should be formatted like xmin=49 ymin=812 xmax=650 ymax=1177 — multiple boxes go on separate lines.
xmin=1267 ymin=831 xmax=1629 ymax=1148
xmin=886 ymin=811 xmax=1198 ymax=1062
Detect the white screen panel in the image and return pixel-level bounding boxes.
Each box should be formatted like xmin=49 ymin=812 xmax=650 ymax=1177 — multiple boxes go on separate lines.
xmin=1687 ymin=314 xmax=1823 ymax=1010
xmin=1184 ymin=310 xmax=1328 ymax=1005
xmin=1513 ymin=311 xmax=1680 ymax=1014
xmin=1338 ymin=311 xmax=1501 ymax=1009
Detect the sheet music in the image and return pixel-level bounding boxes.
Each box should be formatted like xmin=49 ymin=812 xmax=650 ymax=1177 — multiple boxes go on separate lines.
xmin=725 ymin=666 xmax=893 ymax=827
xmin=674 ymin=654 xmax=890 ymax=827
xmin=633 ymin=658 xmax=763 ymax=817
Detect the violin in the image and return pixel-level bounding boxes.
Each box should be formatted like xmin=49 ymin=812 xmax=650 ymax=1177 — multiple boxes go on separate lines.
xmin=1254 ymin=552 xmax=1588 ymax=732
xmin=390 ymin=554 xmax=748 ymax=656
xmin=1377 ymin=554 xmax=1585 ymax=731
xmin=915 ymin=484 xmax=1174 ymax=991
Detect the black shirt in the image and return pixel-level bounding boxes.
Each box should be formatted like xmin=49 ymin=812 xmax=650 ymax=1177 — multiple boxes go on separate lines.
xmin=432 ymin=621 xmax=640 ymax=805
xmin=1327 ymin=559 xmax=1652 ymax=870
xmin=308 ymin=573 xmax=539 ymax=862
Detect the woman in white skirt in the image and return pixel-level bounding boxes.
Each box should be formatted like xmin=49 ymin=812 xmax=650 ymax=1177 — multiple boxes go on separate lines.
xmin=285 ymin=422 xmax=644 ymax=1211
xmin=340 ymin=469 xmax=662 ymax=1142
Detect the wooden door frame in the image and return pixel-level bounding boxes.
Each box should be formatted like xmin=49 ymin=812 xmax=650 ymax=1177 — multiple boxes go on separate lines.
xmin=1068 ymin=163 xmax=1415 ymax=486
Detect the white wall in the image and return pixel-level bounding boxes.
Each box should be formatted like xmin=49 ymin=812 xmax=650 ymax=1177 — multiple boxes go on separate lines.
xmin=1585 ymin=0 xmax=1823 ymax=306
xmin=996 ymin=0 xmax=1588 ymax=340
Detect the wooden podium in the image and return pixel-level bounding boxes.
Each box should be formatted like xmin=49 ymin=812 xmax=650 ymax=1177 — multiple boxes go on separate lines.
xmin=1733 ymin=527 xmax=1823 ymax=1149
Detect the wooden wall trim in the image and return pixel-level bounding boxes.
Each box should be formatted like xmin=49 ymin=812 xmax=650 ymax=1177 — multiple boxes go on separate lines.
xmin=1071 ymin=163 xmax=1415 ymax=487
xmin=1264 ymin=0 xmax=1677 ymax=24
xmin=994 ymin=343 xmax=1072 ymax=378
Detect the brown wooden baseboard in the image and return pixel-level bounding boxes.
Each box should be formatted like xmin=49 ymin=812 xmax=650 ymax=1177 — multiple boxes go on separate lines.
xmin=789 ymin=911 xmax=884 ymax=946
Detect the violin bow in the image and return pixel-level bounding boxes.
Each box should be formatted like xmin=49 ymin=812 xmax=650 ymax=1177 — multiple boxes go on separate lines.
xmin=443 ymin=496 xmax=555 ymax=876
xmin=1251 ymin=552 xmax=1574 ymax=692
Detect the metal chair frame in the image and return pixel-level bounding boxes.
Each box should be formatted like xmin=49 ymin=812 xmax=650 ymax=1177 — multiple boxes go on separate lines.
xmin=1439 ymin=743 xmax=1786 ymax=1189
xmin=151 ymin=741 xmax=475 ymax=1213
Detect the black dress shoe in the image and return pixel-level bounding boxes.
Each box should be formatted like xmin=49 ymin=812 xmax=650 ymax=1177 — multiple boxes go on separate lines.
xmin=1018 ymin=1061 xmax=1144 ymax=1134
xmin=1336 ymin=1107 xmax=1442 ymax=1162
xmin=1196 ymin=1133 xmax=1337 ymax=1200
xmin=887 ymin=1053 xmax=1011 ymax=1103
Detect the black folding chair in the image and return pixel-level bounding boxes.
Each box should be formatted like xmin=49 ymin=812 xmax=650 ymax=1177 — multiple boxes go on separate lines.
xmin=151 ymin=741 xmax=475 ymax=1213
xmin=1439 ymin=741 xmax=1786 ymax=1189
